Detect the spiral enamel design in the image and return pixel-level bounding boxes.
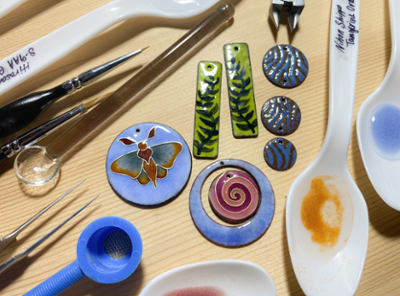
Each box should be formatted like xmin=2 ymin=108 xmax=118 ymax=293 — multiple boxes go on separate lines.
xmin=261 ymin=96 xmax=301 ymax=135
xmin=209 ymin=170 xmax=260 ymax=223
xmin=264 ymin=138 xmax=297 ymax=171
xmin=263 ymin=44 xmax=309 ymax=88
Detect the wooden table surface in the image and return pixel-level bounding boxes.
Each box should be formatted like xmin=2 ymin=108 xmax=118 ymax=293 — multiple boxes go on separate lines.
xmin=0 ymin=0 xmax=399 ymax=295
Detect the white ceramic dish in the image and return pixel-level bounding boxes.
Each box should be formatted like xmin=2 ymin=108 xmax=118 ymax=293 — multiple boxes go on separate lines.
xmin=138 ymin=260 xmax=276 ymax=296
xmin=0 ymin=0 xmax=221 ymax=95
xmin=286 ymin=0 xmax=369 ymax=295
xmin=357 ymin=0 xmax=400 ymax=211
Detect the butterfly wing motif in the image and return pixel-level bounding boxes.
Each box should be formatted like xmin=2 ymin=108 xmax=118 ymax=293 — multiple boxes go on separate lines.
xmin=110 ymin=148 xmax=143 ymax=179
xmin=134 ymin=142 xmax=183 ymax=187
xmin=110 ymin=127 xmax=183 ymax=188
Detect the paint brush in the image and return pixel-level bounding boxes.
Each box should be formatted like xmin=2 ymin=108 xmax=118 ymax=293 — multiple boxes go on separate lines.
xmin=0 ymin=92 xmax=111 ymax=163
xmin=0 ymin=47 xmax=149 ymax=138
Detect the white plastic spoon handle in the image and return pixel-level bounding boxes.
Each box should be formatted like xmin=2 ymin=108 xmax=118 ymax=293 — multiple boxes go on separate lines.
xmin=0 ymin=0 xmax=153 ymax=95
xmin=381 ymin=0 xmax=400 ymax=86
xmin=389 ymin=0 xmax=400 ymax=62
xmin=321 ymin=0 xmax=359 ymax=164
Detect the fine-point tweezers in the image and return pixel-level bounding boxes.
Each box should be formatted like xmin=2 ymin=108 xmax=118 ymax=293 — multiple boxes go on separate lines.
xmin=0 ymin=194 xmax=98 ymax=275
xmin=0 ymin=179 xmax=86 ymax=254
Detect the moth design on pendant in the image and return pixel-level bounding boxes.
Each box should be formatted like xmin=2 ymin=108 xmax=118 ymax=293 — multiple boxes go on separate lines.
xmin=110 ymin=127 xmax=183 ymax=188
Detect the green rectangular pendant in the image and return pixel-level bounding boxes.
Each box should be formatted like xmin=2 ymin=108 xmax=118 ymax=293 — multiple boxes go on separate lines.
xmin=193 ymin=61 xmax=222 ymax=158
xmin=224 ymin=43 xmax=258 ymax=138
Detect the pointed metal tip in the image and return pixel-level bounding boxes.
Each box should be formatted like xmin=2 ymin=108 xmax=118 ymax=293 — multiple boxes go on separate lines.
xmin=142 ymin=46 xmax=150 ymax=51
xmin=288 ymin=11 xmax=301 ymax=32
xmin=269 ymin=5 xmax=281 ymax=30
xmin=89 ymin=195 xmax=100 ymax=204
xmin=76 ymin=49 xmax=146 ymax=88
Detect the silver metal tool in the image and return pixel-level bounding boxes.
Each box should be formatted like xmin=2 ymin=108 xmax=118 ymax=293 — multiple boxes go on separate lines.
xmin=0 ymin=194 xmax=98 ymax=275
xmin=0 ymin=179 xmax=85 ymax=254
xmin=270 ymin=0 xmax=304 ymax=32
xmin=61 ymin=47 xmax=148 ymax=94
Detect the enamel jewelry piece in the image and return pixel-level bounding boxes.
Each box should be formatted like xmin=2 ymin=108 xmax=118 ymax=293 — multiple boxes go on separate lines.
xmin=262 ymin=44 xmax=309 ymax=88
xmin=209 ymin=170 xmax=260 ymax=224
xmin=193 ymin=61 xmax=222 ymax=158
xmin=190 ymin=159 xmax=275 ymax=247
xmin=261 ymin=96 xmax=301 ymax=135
xmin=264 ymin=137 xmax=297 ymax=171
xmin=224 ymin=43 xmax=258 ymax=138
xmin=106 ymin=123 xmax=192 ymax=206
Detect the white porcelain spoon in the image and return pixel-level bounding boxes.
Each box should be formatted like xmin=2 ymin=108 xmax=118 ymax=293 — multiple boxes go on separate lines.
xmin=0 ymin=0 xmax=220 ymax=95
xmin=286 ymin=0 xmax=369 ymax=295
xmin=356 ymin=0 xmax=400 ymax=211
xmin=138 ymin=260 xmax=276 ymax=296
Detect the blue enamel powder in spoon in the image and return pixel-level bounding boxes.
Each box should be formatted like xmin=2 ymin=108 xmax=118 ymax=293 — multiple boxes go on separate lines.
xmin=370 ymin=103 xmax=400 ymax=160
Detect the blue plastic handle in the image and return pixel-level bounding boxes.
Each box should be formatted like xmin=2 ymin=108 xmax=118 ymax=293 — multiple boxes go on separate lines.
xmin=23 ymin=217 xmax=142 ymax=296
xmin=24 ymin=260 xmax=85 ymax=296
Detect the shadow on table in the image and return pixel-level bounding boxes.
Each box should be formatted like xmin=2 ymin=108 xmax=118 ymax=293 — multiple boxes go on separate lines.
xmin=352 ymin=124 xmax=400 ymax=238
xmin=282 ymin=208 xmax=305 ymax=296
xmin=62 ymin=263 xmax=144 ymax=296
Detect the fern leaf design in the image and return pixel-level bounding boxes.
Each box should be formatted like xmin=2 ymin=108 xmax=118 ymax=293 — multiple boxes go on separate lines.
xmin=227 ymin=59 xmax=256 ymax=133
xmin=195 ymin=70 xmax=220 ymax=157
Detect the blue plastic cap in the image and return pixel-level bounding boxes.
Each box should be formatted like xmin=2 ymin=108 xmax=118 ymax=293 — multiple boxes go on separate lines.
xmin=76 ymin=216 xmax=142 ymax=284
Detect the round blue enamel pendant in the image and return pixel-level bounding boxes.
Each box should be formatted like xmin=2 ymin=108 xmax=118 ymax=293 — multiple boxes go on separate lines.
xmin=190 ymin=159 xmax=275 ymax=247
xmin=261 ymin=96 xmax=301 ymax=135
xmin=106 ymin=123 xmax=192 ymax=206
xmin=264 ymin=138 xmax=297 ymax=171
xmin=262 ymin=44 xmax=309 ymax=88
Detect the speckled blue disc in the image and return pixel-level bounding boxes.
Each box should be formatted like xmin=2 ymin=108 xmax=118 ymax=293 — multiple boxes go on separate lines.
xmin=106 ymin=123 xmax=192 ymax=206
xmin=264 ymin=138 xmax=297 ymax=171
xmin=263 ymin=44 xmax=309 ymax=88
xmin=261 ymin=96 xmax=301 ymax=135
xmin=370 ymin=103 xmax=400 ymax=160
xmin=189 ymin=159 xmax=275 ymax=247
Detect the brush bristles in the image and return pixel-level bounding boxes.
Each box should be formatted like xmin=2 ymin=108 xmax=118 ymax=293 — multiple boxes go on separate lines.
xmin=83 ymin=92 xmax=113 ymax=110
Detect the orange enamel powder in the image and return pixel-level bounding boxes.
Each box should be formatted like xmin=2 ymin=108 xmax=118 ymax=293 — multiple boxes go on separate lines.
xmin=301 ymin=178 xmax=344 ymax=248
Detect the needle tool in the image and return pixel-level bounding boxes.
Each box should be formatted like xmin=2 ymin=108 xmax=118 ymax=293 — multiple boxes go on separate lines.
xmin=0 ymin=194 xmax=98 ymax=276
xmin=0 ymin=47 xmax=149 ymax=138
xmin=0 ymin=93 xmax=111 ymax=164
xmin=0 ymin=179 xmax=86 ymax=254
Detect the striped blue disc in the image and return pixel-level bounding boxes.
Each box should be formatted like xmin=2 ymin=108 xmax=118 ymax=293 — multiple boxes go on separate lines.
xmin=264 ymin=138 xmax=297 ymax=171
xmin=262 ymin=44 xmax=309 ymax=88
xmin=261 ymin=96 xmax=301 ymax=135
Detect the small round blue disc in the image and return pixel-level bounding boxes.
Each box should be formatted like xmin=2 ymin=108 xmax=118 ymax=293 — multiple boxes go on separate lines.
xmin=261 ymin=96 xmax=301 ymax=135
xmin=106 ymin=123 xmax=192 ymax=206
xmin=264 ymin=138 xmax=297 ymax=171
xmin=262 ymin=44 xmax=309 ymax=88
